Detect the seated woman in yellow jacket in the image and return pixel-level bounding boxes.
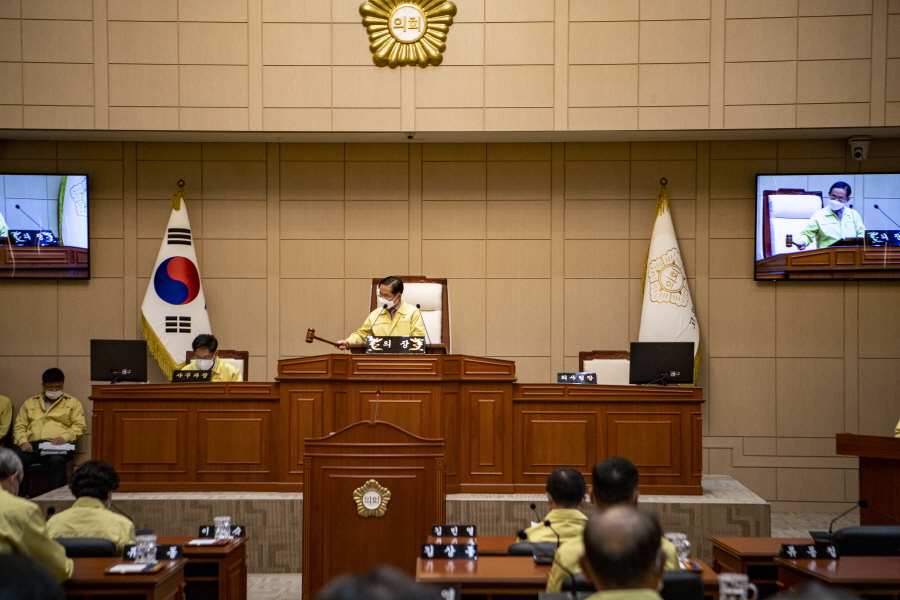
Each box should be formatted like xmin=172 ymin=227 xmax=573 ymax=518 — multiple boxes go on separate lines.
xmin=46 ymin=461 xmax=135 ymax=554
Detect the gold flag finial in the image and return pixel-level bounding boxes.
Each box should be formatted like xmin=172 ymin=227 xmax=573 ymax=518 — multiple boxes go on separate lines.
xmin=655 ymin=177 xmax=670 ymax=217
xmin=172 ymin=180 xmax=186 ymax=211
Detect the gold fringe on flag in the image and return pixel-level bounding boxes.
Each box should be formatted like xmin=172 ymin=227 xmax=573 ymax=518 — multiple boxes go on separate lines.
xmin=641 ymin=179 xmax=671 ymax=297
xmin=141 ymin=314 xmax=185 ymax=380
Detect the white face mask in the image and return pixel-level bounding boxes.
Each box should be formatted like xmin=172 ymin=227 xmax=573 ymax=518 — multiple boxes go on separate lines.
xmin=829 ymin=199 xmax=846 ymax=212
xmin=379 ymin=296 xmax=397 ymax=309
xmin=44 ymin=389 xmax=64 ymax=401
xmin=194 ymin=358 xmax=215 ymax=371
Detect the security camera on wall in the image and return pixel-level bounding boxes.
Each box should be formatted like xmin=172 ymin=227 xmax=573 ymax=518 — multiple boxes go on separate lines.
xmin=848 ymin=137 xmax=871 ymax=161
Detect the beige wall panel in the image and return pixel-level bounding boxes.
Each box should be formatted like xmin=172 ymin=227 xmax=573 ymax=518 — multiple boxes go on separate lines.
xmin=202 ymin=161 xmax=266 ymax=200
xmin=797 ymin=60 xmax=870 ymax=103
xmin=708 ymin=279 xmax=776 ymax=356
xmin=440 ymin=23 xmax=485 ymax=66
xmin=280 ymin=239 xmax=344 ymax=278
xmin=202 ymin=143 xmax=266 ymax=161
xmin=202 ymin=200 xmax=267 ymax=239
xmin=136 ymin=161 xmax=202 ymax=200
xmin=0 ymin=0 xmax=20 ymax=19
xmin=744 ymin=437 xmax=778 ymax=456
xmin=446 ymin=278 xmax=486 ymax=356
xmin=776 ymin=437 xmax=839 ymax=457
xmin=724 ymin=62 xmax=797 ymax=105
xmin=108 ymin=0 xmax=177 ymax=21
xmin=776 ymin=358 xmax=845 ymax=436
xmin=22 ymin=0 xmax=91 ymax=20
xmin=109 ymin=65 xmax=178 ymax=107
xmin=485 ymin=108 xmax=553 ymax=131
xmin=568 ymin=108 xmax=639 ymax=130
xmin=796 ymin=103 xmax=870 ymax=128
xmin=709 ymin=239 xmax=754 ymax=278
xmin=0 ymin=141 xmax=58 ymax=159
xmin=262 ymin=0 xmax=332 ymax=22
xmin=858 ymin=282 xmax=900 ymax=358
xmin=56 ymin=160 xmax=123 ymax=199
xmin=109 ymin=108 xmax=179 ymax=130
xmin=565 ymin=161 xmax=630 ymax=199
xmin=776 ymin=468 xmax=846 ymax=502
xmin=485 ymin=66 xmax=554 ymax=107
xmin=708 ymin=358 xmax=777 ymax=436
xmin=486 ymin=200 xmax=550 ymax=239
xmin=568 ymin=22 xmax=639 ymax=65
xmin=416 ymin=66 xmax=485 ymax=108
xmin=135 ymin=199 xmax=200 ymax=242
xmin=486 ymin=279 xmax=550 ymax=355
xmin=451 ymin=0 xmax=484 ymax=22
xmin=281 ymin=162 xmax=344 ymax=200
xmin=23 ymin=106 xmax=94 ymax=129
xmin=345 ymin=144 xmax=409 ymax=161
xmin=565 ymin=143 xmax=630 ymax=161
xmin=0 ymin=105 xmax=23 ymax=128
xmin=709 ymin=198 xmax=755 ymax=238
xmin=108 ymin=22 xmax=178 ymax=64
xmin=485 ymin=22 xmax=554 ymax=65
xmin=333 ymin=67 xmax=401 ymax=108
xmin=0 ymin=358 xmax=71 ymax=415
xmin=710 ymin=158 xmax=777 ymax=198
xmin=776 ymin=157 xmax=845 ymax=172
xmin=484 ymin=0 xmax=553 ymax=22
xmin=631 ymin=160 xmax=697 ymax=200
xmin=332 ymin=23 xmax=375 ymax=66
xmin=639 ymin=64 xmax=710 ymax=106
xmin=179 ymin=66 xmax=249 ymax=107
xmin=179 ymin=0 xmax=247 ymax=22
xmin=204 ymin=279 xmax=267 ymax=355
xmin=890 ymin=16 xmax=900 ymax=57
xmin=494 ymin=356 xmax=550 ymax=383
xmin=345 ymin=200 xmax=409 ymax=239
xmin=179 ymin=23 xmax=248 ymax=65
xmin=280 ymin=279 xmax=344 ymax=356
xmin=88 ymin=238 xmax=124 ymax=277
xmin=58 ymin=279 xmax=124 ymax=355
xmin=0 ymin=281 xmax=58 ymax=356
xmin=422 ymin=201 xmax=486 ymax=239
xmin=845 ymin=469 xmax=859 ymax=502
xmin=639 ymin=105 xmax=709 ymax=129
xmin=423 ymin=162 xmax=486 ymax=200
xmin=23 ymin=63 xmax=93 ymax=106
xmin=858 ymin=359 xmax=900 ymax=435
xmin=281 ymin=143 xmax=344 ymax=161
xmin=487 ymin=143 xmax=551 ymax=161
xmin=570 ymin=0 xmax=639 ymax=21
xmin=421 ymin=240 xmax=486 ymax=278
xmin=0 ymin=62 xmax=22 ymax=104
xmin=263 ymin=23 xmax=331 ymax=65
xmin=344 ymin=239 xmax=409 ymax=277
xmin=641 ymin=0 xmax=711 ymax=20
xmin=486 ymin=239 xmax=551 ymax=278
xmin=345 ymin=162 xmax=409 ymax=200
xmin=640 ymin=21 xmax=710 ymax=64
xmin=423 ymin=144 xmax=487 ymax=162
xmin=333 ymin=108 xmax=401 ymax=131
xmin=281 ymin=200 xmax=345 ymax=239
xmin=89 ymin=199 xmax=124 ymax=238
xmin=263 ymin=109 xmax=332 ymax=131
xmin=563 ymin=279 xmax=631 ymax=355
xmin=262 ymin=66 xmax=331 ymax=107
xmin=723 ymin=105 xmax=797 ymax=129
xmin=565 ymin=199 xmax=630 ymax=239
xmin=798 ymin=16 xmax=872 ymax=60
xmin=888 ymin=59 xmax=900 ymax=100
xmin=22 ymin=20 xmax=93 ymax=63
xmin=569 ymin=65 xmax=638 ymax=107
xmin=0 ymin=20 xmax=21 ymax=61
xmin=486 ymin=161 xmax=551 ymax=200
xmin=725 ymin=18 xmax=798 ymax=62
xmin=61 ymin=143 xmax=124 ymax=161
xmin=886 ymin=102 xmax=900 ymax=124
xmin=631 ymin=141 xmax=697 ymax=161
xmin=564 ymin=240 xmax=630 ymax=278
xmin=202 ymin=240 xmax=267 ymax=278
xmin=331 ymin=0 xmax=364 ymax=23
xmin=799 ymin=0 xmax=873 ymax=16
xmin=710 ymin=140 xmax=778 ymax=160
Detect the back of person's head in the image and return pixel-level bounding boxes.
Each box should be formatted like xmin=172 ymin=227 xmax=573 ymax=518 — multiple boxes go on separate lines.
xmin=592 ymin=457 xmax=639 ymax=506
xmin=316 ymin=565 xmax=439 ymax=600
xmin=0 ymin=447 xmax=23 ymax=480
xmin=546 ymin=467 xmax=586 ymax=508
xmin=69 ymin=460 xmax=120 ymax=500
xmin=0 ymin=554 xmax=65 ymax=600
xmin=582 ymin=505 xmax=662 ymax=590
xmin=379 ymin=276 xmax=404 ymax=295
xmin=774 ymin=581 xmax=862 ymax=600
xmin=42 ymin=368 xmax=65 ymax=384
xmin=192 ymin=334 xmax=218 ymax=353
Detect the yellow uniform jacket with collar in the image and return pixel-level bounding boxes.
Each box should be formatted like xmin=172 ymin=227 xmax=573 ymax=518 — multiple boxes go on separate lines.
xmin=583 ymin=590 xmax=664 ymax=600
xmin=0 ymin=395 xmax=11 ymax=440
xmin=13 ymin=393 xmax=85 ymax=447
xmin=346 ymin=300 xmax=425 ymax=344
xmin=0 ymin=488 xmax=73 ymax=581
xmin=523 ymin=508 xmax=588 ymax=544
xmin=47 ymin=496 xmax=136 ymax=554
xmin=181 ymin=357 xmax=243 ymax=382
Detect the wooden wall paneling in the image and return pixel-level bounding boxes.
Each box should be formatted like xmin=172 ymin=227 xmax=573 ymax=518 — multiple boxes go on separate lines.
xmin=113 ymin=409 xmax=188 ymax=477
xmin=196 ymin=409 xmax=272 ymax=478
xmin=518 ymin=407 xmax=597 ymax=479
xmin=288 ymin=386 xmax=323 ymax=478
xmin=362 ymin=388 xmax=435 ymax=438
xmin=461 ymin=384 xmax=513 ymax=489
xmin=692 ymin=411 xmax=704 ymax=477
xmin=441 ymin=390 xmax=460 ymax=492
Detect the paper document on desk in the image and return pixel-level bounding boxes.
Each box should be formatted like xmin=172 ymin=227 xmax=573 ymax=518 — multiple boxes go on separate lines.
xmin=39 ymin=442 xmax=76 ymax=455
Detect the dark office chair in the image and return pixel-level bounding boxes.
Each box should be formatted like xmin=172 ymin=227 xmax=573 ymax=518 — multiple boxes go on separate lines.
xmin=54 ymin=537 xmax=120 ymax=558
xmin=833 ymin=526 xmax=900 ymax=556
xmin=660 ymin=570 xmax=704 ymax=600
xmin=560 ymin=572 xmax=596 ymax=593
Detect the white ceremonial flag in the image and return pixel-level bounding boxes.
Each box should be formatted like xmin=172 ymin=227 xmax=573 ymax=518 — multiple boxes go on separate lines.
xmin=140 ymin=188 xmax=211 ymax=379
xmin=59 ymin=175 xmax=89 ymax=248
xmin=638 ymin=184 xmax=700 ymax=383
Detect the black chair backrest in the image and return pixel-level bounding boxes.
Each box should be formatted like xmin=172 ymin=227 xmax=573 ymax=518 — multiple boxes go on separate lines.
xmin=561 ymin=572 xmax=596 ymax=592
xmin=661 ymin=570 xmax=704 ymax=600
xmin=507 ymin=541 xmax=558 ymax=558
xmin=54 ymin=537 xmax=119 ymax=558
xmin=834 ymin=526 xmax=900 ymax=556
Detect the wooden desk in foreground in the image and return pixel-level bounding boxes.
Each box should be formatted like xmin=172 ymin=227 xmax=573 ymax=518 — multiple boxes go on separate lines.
xmin=711 ymin=537 xmax=812 ymax=598
xmin=776 ymin=556 xmax=900 ymax=597
xmin=65 ymin=558 xmax=186 ymax=600
xmin=159 ymin=536 xmax=247 ymax=600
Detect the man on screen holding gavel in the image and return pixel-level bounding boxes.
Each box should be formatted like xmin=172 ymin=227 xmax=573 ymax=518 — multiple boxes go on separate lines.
xmin=336 ymin=276 xmax=425 ymax=350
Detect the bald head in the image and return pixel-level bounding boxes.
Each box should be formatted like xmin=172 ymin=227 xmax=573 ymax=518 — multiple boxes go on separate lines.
xmin=581 ymin=505 xmax=663 ymax=590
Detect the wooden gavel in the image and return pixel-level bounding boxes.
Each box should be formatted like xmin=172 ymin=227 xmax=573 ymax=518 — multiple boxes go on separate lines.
xmin=306 ymin=328 xmax=340 ymax=348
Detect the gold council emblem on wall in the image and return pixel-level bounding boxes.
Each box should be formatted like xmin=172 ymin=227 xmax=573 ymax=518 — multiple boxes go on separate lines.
xmin=647 ymin=248 xmax=690 ymax=307
xmin=353 ymin=479 xmax=392 ymax=517
xmin=360 ymin=0 xmax=457 ymax=68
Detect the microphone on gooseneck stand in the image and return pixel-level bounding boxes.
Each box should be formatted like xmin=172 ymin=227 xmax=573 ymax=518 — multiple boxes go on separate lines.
xmin=545 ymin=519 xmax=562 ymax=549
xmin=859 ymin=499 xmax=900 ymax=525
xmin=874 ymin=204 xmax=900 ymax=229
xmin=828 ymin=500 xmax=863 ymax=535
xmin=550 ymin=556 xmax=579 ymax=600
xmin=529 ymin=502 xmax=542 ymax=525
xmin=15 ymin=205 xmax=49 ymax=231
xmin=364 ymin=304 xmax=389 ymax=340
xmin=373 ymin=390 xmax=381 ymax=423
xmin=416 ymin=304 xmax=431 ymax=352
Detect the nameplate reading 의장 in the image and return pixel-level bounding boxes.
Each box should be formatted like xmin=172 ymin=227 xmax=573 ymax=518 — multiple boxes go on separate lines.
xmin=366 ymin=336 xmax=425 ymax=354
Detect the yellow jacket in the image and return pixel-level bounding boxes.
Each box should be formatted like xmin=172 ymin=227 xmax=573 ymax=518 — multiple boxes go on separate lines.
xmin=0 ymin=488 xmax=73 ymax=581
xmin=47 ymin=497 xmax=136 ymax=554
xmin=181 ymin=357 xmax=243 ymax=382
xmin=13 ymin=394 xmax=85 ymax=447
xmin=895 ymin=418 xmax=899 ymax=438
xmin=524 ymin=508 xmax=588 ymax=544
xmin=346 ymin=300 xmax=425 ymax=344
xmin=583 ymin=591 xmax=663 ymax=600
xmin=0 ymin=395 xmax=11 ymax=440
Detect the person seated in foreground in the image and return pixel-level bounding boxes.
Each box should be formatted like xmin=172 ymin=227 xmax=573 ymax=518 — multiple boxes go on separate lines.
xmin=46 ymin=460 xmax=135 ymax=554
xmin=579 ymin=506 xmax=666 ymax=600
xmin=0 ymin=448 xmax=72 ymax=582
xmin=523 ymin=466 xmax=587 ymax=544
xmin=0 ymin=554 xmax=65 ymax=600
xmin=0 ymin=394 xmax=11 ymax=445
xmin=181 ymin=334 xmax=242 ymax=382
xmin=546 ymin=457 xmax=678 ymax=592
xmin=13 ymin=368 xmax=86 ymax=493
xmin=316 ymin=564 xmax=439 ymax=600
xmin=337 ymin=276 xmax=425 ymax=350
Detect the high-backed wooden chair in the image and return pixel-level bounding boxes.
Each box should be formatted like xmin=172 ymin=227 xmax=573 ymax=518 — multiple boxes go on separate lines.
xmin=761 ymin=188 xmax=823 ymax=257
xmin=184 ymin=349 xmax=249 ymax=380
xmin=370 ymin=276 xmax=450 ymax=353
xmin=579 ymin=350 xmax=631 ymax=385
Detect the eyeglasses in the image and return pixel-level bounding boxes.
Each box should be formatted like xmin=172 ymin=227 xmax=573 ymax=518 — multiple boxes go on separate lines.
xmin=43 ymin=383 xmax=64 ymax=391
xmin=828 ymin=195 xmax=851 ymax=202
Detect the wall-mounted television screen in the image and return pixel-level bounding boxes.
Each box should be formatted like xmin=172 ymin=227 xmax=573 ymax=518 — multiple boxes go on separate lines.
xmin=755 ymin=173 xmax=900 ymax=281
xmin=0 ymin=174 xmax=89 ymax=279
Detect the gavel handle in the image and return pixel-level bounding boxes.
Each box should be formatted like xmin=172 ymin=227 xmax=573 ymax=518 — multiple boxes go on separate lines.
xmin=311 ymin=334 xmax=340 ymax=348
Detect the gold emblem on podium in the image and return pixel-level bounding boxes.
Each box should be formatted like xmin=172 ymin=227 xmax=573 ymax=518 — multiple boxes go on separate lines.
xmin=359 ymin=0 xmax=457 ymax=68
xmin=353 ymin=479 xmax=392 ymax=517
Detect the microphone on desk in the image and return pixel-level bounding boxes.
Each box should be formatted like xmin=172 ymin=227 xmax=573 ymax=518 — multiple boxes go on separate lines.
xmin=416 ymin=304 xmax=431 ymax=352
xmin=529 ymin=502 xmax=543 ymax=525
xmin=859 ymin=499 xmax=900 ymax=525
xmin=829 ymin=500 xmax=863 ymax=534
xmin=15 ymin=204 xmax=50 ymax=231
xmin=373 ymin=390 xmax=381 ymax=423
xmin=550 ymin=555 xmax=580 ymax=600
xmin=545 ymin=519 xmax=563 ymax=549
xmin=364 ymin=304 xmax=389 ymax=341
xmin=873 ymin=204 xmax=900 ymax=229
